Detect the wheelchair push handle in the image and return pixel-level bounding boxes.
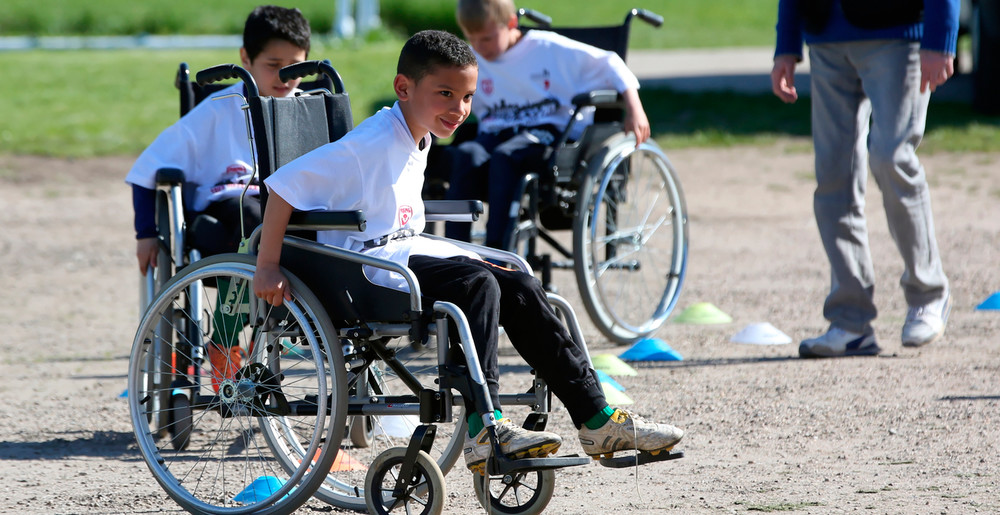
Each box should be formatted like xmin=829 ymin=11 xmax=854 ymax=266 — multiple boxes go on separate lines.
xmin=195 ymin=64 xmax=259 ymax=98
xmin=627 ymin=8 xmax=664 ymax=28
xmin=517 ymin=8 xmax=552 ymax=27
xmin=279 ymin=59 xmax=347 ymax=94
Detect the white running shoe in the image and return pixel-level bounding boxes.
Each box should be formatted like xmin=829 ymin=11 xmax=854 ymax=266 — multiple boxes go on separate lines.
xmin=902 ymin=293 xmax=951 ymax=347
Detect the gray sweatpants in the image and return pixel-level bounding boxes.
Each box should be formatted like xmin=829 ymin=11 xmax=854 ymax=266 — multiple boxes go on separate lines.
xmin=808 ymin=40 xmax=949 ymax=334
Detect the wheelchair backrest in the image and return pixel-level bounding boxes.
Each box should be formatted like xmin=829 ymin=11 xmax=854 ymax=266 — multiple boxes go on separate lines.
xmin=175 ymin=62 xmax=336 ymax=117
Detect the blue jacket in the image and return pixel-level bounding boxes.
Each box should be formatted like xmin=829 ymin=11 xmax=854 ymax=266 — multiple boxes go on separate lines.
xmin=775 ymin=0 xmax=960 ymax=58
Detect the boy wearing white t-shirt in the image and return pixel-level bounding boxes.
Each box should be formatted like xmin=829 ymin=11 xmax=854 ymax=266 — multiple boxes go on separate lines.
xmin=443 ymin=0 xmax=651 ymax=248
xmin=254 ymin=30 xmax=683 ymax=475
xmin=126 ymin=5 xmax=311 ymax=391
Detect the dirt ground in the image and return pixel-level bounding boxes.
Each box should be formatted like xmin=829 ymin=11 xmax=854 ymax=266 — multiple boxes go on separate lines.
xmin=1 ymin=143 xmax=998 ymax=514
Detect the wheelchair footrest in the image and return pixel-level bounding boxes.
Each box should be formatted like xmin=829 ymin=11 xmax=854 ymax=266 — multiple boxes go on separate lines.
xmin=598 ymin=449 xmax=684 ymax=468
xmin=489 ymin=454 xmax=590 ymax=476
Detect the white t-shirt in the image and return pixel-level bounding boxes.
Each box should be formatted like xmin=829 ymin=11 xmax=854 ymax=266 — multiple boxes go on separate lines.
xmin=472 ymin=29 xmax=640 ymax=137
xmin=265 ymin=102 xmax=479 ymax=291
xmin=126 ymin=82 xmax=259 ymax=212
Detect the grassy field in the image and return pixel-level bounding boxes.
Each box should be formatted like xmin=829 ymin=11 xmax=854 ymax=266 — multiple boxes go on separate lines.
xmin=0 ymin=1 xmax=996 ymax=158
xmin=0 ymin=0 xmax=779 ymax=49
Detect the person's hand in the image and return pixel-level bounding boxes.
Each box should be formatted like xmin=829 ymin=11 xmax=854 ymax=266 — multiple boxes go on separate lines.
xmin=771 ymin=55 xmax=799 ymax=104
xmin=920 ymin=49 xmax=955 ymax=93
xmin=253 ymin=263 xmax=292 ymax=307
xmin=622 ymin=89 xmax=651 ymax=147
xmin=136 ymin=237 xmax=158 ymax=274
xmin=624 ymin=106 xmax=651 ymax=147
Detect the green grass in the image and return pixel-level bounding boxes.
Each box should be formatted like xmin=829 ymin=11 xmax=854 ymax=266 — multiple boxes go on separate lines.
xmin=2 ymin=45 xmax=997 ymax=158
xmin=1 ymin=0 xmax=779 ymax=49
xmin=0 ymin=43 xmax=403 ymax=157
xmin=1 ymin=1 xmax=997 ymax=158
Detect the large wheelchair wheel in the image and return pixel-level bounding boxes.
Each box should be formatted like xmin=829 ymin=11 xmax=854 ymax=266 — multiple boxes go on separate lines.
xmin=129 ymin=254 xmax=346 ymax=514
xmin=573 ymin=135 xmax=688 ymax=344
xmin=313 ymin=341 xmax=466 ymax=510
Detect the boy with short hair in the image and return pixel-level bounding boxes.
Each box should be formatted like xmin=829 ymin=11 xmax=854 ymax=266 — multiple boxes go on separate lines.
xmin=444 ymin=0 xmax=651 ymax=248
xmin=253 ymin=29 xmax=683 ymax=474
xmin=126 ymin=5 xmax=311 ymax=390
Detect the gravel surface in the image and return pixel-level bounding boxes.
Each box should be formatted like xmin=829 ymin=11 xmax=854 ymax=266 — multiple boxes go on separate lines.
xmin=1 ymin=144 xmax=998 ymax=514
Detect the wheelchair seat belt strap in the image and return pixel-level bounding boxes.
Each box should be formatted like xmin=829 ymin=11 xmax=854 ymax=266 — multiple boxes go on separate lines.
xmin=363 ymin=228 xmax=417 ymax=249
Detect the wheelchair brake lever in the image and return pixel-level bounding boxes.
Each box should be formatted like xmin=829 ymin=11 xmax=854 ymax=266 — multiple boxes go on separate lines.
xmin=337 ymin=289 xmax=373 ymax=339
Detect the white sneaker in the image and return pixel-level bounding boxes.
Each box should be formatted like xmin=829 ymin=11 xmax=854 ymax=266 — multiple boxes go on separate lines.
xmin=463 ymin=418 xmax=561 ymax=475
xmin=902 ymin=294 xmax=950 ymax=347
xmin=578 ymin=408 xmax=683 ymax=459
xmin=799 ymin=326 xmax=881 ymax=358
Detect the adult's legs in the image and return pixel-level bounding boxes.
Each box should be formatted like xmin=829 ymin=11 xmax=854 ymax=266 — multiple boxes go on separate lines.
xmin=809 ymin=43 xmax=878 ymax=334
xmin=853 ymin=40 xmax=949 ymax=307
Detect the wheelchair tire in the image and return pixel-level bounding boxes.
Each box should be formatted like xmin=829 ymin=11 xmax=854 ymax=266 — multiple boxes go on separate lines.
xmin=312 ymin=357 xmax=466 ymax=511
xmin=573 ymin=135 xmax=688 ymax=344
xmin=143 ymin=191 xmax=177 ymax=435
xmin=129 ymin=253 xmax=345 ymax=515
xmin=472 ymin=468 xmax=555 ymax=515
xmin=364 ymin=448 xmax=445 ymax=515
xmin=167 ymin=393 xmax=192 ymax=451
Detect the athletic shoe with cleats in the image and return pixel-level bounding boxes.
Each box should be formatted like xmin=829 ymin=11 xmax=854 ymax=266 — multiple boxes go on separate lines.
xmin=208 ymin=343 xmax=243 ymax=393
xmin=578 ymin=408 xmax=683 ymax=459
xmin=463 ymin=418 xmax=562 ymax=475
xmin=902 ymin=293 xmax=950 ymax=347
xmin=798 ymin=327 xmax=881 ymax=358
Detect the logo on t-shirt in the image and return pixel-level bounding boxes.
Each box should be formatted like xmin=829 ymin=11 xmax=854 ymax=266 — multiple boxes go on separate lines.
xmin=531 ymin=69 xmax=551 ymax=91
xmin=481 ymin=79 xmax=494 ymax=96
xmin=399 ymin=205 xmax=413 ymax=227
xmin=225 ymin=163 xmax=248 ymax=176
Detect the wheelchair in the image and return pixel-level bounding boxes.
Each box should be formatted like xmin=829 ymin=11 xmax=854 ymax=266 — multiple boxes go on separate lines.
xmin=129 ymin=59 xmax=683 ymax=514
xmin=433 ymin=8 xmax=690 ymax=346
xmin=134 ymin=62 xmax=337 ymax=446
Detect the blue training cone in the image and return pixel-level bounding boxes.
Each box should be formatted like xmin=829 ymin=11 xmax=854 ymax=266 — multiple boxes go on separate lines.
xmin=976 ymin=291 xmax=1000 ymax=310
xmin=596 ymin=370 xmax=625 ymax=391
xmin=619 ymin=338 xmax=683 ymax=362
xmin=233 ymin=476 xmax=286 ymax=504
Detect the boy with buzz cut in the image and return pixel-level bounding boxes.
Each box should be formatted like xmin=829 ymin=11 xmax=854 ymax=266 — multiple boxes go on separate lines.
xmin=443 ymin=0 xmax=652 ymax=248
xmin=126 ymin=5 xmax=311 ymax=391
xmin=253 ymin=29 xmax=683 ymax=474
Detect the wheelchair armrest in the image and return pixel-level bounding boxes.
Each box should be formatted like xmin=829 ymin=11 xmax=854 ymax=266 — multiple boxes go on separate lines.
xmin=424 ymin=200 xmax=484 ymax=222
xmin=571 ymin=90 xmax=624 ymax=109
xmin=155 ymin=168 xmax=185 ymax=186
xmin=288 ymin=210 xmax=367 ymax=231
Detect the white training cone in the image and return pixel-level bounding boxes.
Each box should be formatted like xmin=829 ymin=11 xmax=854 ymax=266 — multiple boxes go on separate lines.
xmin=730 ymin=322 xmax=792 ymax=345
xmin=373 ymin=415 xmax=420 ymax=438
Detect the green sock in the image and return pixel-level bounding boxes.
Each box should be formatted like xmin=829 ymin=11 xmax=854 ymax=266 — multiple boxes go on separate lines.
xmin=584 ymin=406 xmax=616 ymax=430
xmin=468 ymin=410 xmax=503 ymax=438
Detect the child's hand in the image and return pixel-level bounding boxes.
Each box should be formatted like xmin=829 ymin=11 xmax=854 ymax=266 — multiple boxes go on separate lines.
xmin=254 ymin=264 xmax=292 ymax=307
xmin=622 ymin=89 xmax=650 ymax=147
xmin=136 ymin=237 xmax=158 ymax=274
xmin=624 ymin=108 xmax=650 ymax=147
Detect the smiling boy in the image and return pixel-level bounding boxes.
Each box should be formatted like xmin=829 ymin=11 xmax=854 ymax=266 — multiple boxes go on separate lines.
xmin=254 ymin=30 xmax=683 ymax=474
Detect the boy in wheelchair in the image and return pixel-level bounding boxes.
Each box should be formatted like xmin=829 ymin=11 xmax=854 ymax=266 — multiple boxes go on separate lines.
xmin=253 ymin=29 xmax=682 ymax=474
xmin=126 ymin=5 xmax=311 ymax=390
xmin=442 ymin=0 xmax=651 ymax=249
